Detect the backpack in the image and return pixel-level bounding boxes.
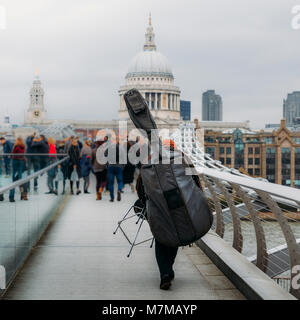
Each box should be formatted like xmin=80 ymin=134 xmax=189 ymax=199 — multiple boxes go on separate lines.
xmin=124 ymin=89 xmax=213 ymax=247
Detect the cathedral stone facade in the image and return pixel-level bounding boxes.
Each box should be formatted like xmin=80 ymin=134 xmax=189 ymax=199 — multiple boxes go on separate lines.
xmin=118 ymin=14 xmax=181 ymax=128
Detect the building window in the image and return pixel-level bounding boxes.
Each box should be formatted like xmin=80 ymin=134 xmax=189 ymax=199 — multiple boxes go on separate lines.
xmin=248 ymin=168 xmax=253 ymax=175
xmin=220 ymin=157 xmax=225 ymax=164
xmin=206 ymin=147 xmax=215 ymax=159
xmin=281 ymin=148 xmax=291 ymax=186
xmin=248 ymin=147 xmax=253 ymax=154
xmin=255 ymin=168 xmax=260 ymax=176
xmin=266 ymin=147 xmax=276 ymax=183
xmin=226 ymin=158 xmax=231 ymax=165
xmin=266 ymin=147 xmax=276 ymax=153
xmin=255 ymin=147 xmax=260 ymax=154
xmin=264 ymin=137 xmax=273 ymax=144
xmin=255 ymin=158 xmax=260 ymax=165
xmin=248 ymin=158 xmax=253 ymax=165
xmin=226 ymin=147 xmax=231 ymax=154
xmin=293 ymin=138 xmax=300 ymax=144
xmin=220 ymin=147 xmax=225 ymax=154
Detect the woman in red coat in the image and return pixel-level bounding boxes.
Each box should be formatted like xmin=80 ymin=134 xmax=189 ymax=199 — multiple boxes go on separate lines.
xmin=46 ymin=137 xmax=57 ymax=195
xmin=9 ymin=137 xmax=26 ymax=202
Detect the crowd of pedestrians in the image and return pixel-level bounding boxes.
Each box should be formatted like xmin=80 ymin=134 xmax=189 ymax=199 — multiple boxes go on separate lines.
xmin=0 ymin=133 xmax=142 ymax=203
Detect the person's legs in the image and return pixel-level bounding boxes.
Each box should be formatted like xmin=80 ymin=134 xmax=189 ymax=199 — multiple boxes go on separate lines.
xmin=155 ymin=240 xmax=178 ymax=290
xmin=70 ymin=180 xmax=74 ymax=194
xmin=9 ymin=160 xmax=23 ymax=201
xmin=115 ymin=167 xmax=123 ymax=201
xmin=55 ymin=180 xmax=59 ymax=193
xmin=116 ymin=167 xmax=123 ymax=192
xmin=9 ymin=161 xmax=17 ymax=200
xmin=33 ymin=159 xmax=40 ymax=189
xmin=49 ymin=175 xmax=54 ymax=192
xmin=83 ymin=176 xmax=89 ymax=193
xmin=108 ymin=166 xmax=115 ymax=201
xmin=95 ymin=172 xmax=100 ymax=191
xmin=4 ymin=157 xmax=10 ymax=175
xmin=76 ymin=180 xmax=80 ymax=194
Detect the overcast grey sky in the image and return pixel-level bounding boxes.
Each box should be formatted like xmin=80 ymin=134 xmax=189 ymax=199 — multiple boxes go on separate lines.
xmin=0 ymin=0 xmax=299 ymax=129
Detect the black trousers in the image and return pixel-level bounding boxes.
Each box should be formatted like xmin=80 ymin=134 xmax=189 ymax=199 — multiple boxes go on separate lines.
xmin=155 ymin=240 xmax=178 ymax=278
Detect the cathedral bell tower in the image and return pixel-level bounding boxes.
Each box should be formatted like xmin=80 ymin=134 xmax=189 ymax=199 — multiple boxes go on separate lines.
xmin=25 ymin=69 xmax=47 ymax=125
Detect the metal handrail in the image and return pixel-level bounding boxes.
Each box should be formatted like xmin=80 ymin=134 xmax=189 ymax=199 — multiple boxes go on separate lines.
xmin=197 ymin=167 xmax=300 ymax=204
xmin=0 ymin=156 xmax=69 ymax=194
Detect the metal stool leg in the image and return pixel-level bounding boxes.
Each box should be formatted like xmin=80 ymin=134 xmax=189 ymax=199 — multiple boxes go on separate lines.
xmin=127 ymin=216 xmax=146 ymax=258
xmin=113 ymin=205 xmax=134 ymax=235
xmin=150 ymin=237 xmax=155 ymax=248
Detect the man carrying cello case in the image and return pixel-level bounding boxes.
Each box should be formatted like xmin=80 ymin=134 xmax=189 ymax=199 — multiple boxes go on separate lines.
xmin=124 ymin=89 xmax=213 ymax=290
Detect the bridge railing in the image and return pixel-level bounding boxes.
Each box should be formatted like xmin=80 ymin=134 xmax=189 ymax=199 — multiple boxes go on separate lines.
xmin=173 ymin=122 xmax=300 ymax=298
xmin=0 ymin=156 xmax=69 ymax=296
xmin=196 ymin=166 xmax=300 ymax=299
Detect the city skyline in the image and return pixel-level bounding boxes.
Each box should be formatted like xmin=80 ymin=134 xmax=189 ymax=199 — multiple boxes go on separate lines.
xmin=0 ymin=0 xmax=300 ymax=129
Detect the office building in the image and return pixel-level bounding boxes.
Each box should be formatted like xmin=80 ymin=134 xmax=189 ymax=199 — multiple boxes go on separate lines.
xmin=180 ymin=100 xmax=191 ymax=120
xmin=202 ymin=90 xmax=223 ymax=121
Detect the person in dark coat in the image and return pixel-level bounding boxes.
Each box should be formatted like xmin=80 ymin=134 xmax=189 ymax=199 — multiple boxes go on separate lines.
xmin=31 ymin=134 xmax=49 ymax=190
xmin=122 ymin=140 xmax=136 ymax=192
xmin=25 ymin=133 xmax=38 ymax=191
xmin=0 ymin=137 xmax=13 ymax=176
xmin=68 ymin=139 xmax=81 ymax=195
xmin=80 ymin=143 xmax=92 ymax=194
xmin=136 ymin=172 xmax=177 ymax=290
xmin=92 ymin=140 xmax=107 ymax=200
xmin=136 ymin=139 xmax=205 ymax=290
xmin=56 ymin=141 xmax=68 ymax=194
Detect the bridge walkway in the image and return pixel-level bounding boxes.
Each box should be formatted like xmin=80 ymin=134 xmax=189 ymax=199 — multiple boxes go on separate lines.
xmin=3 ymin=186 xmax=245 ymax=300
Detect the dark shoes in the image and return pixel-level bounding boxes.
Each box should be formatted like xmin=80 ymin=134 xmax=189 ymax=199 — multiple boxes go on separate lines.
xmin=110 ymin=198 xmax=114 ymax=202
xmin=160 ymin=275 xmax=172 ymax=290
xmin=0 ymin=194 xmax=3 ymax=201
xmin=84 ymin=190 xmax=90 ymax=194
xmin=76 ymin=190 xmax=81 ymax=195
xmin=9 ymin=198 xmax=15 ymax=203
xmin=117 ymin=191 xmax=121 ymax=201
xmin=53 ymin=190 xmax=58 ymax=195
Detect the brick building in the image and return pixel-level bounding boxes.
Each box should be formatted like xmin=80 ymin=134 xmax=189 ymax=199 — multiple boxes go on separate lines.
xmin=201 ymin=119 xmax=300 ymax=188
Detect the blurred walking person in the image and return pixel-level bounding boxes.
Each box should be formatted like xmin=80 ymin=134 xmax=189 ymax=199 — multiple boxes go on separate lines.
xmin=122 ymin=140 xmax=136 ymax=192
xmin=0 ymin=137 xmax=13 ymax=176
xmin=9 ymin=138 xmax=26 ymax=202
xmin=55 ymin=140 xmax=68 ymax=194
xmin=31 ymin=134 xmax=49 ymax=190
xmin=46 ymin=137 xmax=57 ymax=194
xmin=68 ymin=138 xmax=81 ymax=195
xmin=92 ymin=140 xmax=107 ymax=200
xmin=106 ymin=135 xmax=126 ymax=202
xmin=80 ymin=140 xmax=92 ymax=194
